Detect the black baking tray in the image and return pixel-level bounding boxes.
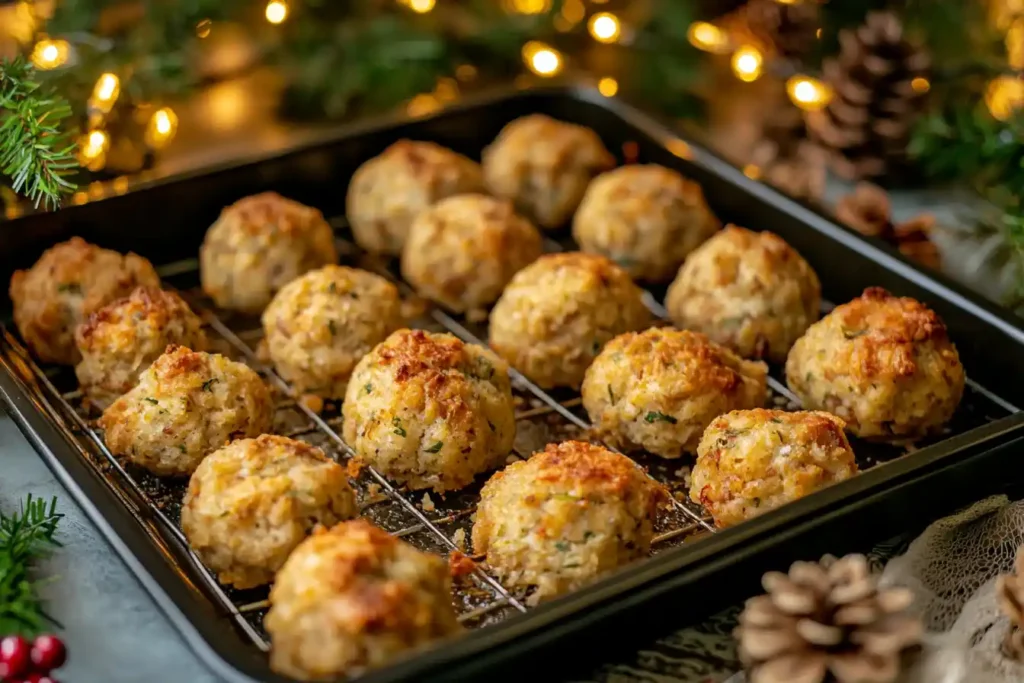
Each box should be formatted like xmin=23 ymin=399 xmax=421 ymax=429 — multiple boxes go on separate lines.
xmin=3 ymin=84 xmax=1024 ymax=683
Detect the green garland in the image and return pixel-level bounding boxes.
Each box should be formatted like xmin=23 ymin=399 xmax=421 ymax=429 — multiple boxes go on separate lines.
xmin=0 ymin=494 xmax=63 ymax=637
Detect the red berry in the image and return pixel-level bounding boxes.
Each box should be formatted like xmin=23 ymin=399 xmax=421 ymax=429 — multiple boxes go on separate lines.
xmin=28 ymin=635 xmax=65 ymax=673
xmin=0 ymin=635 xmax=30 ymax=679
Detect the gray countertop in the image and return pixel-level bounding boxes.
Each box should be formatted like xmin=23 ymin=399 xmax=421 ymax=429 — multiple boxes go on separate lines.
xmin=0 ymin=409 xmax=220 ymax=683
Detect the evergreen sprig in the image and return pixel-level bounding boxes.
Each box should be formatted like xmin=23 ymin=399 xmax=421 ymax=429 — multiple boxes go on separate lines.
xmin=0 ymin=58 xmax=77 ymax=210
xmin=0 ymin=494 xmax=64 ymax=637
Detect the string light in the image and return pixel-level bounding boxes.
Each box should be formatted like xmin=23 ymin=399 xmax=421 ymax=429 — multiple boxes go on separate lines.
xmin=78 ymin=130 xmax=109 ymax=171
xmin=560 ymin=0 xmax=585 ymax=26
xmin=522 ymin=41 xmax=563 ymax=77
xmin=89 ymin=73 xmax=120 ymax=114
xmin=985 ymin=76 xmax=1024 ymax=121
xmin=504 ymin=0 xmax=550 ymax=14
xmin=785 ymin=75 xmax=831 ymax=111
xmin=265 ymin=0 xmax=288 ymax=24
xmin=145 ymin=107 xmax=179 ymax=148
xmin=598 ymin=77 xmax=618 ymax=97
xmin=687 ymin=22 xmax=730 ymax=54
xmin=196 ymin=19 xmax=212 ymax=38
xmin=588 ymin=12 xmax=621 ymax=44
xmin=30 ymin=39 xmax=69 ymax=69
xmin=400 ymin=0 xmax=435 ymax=13
xmin=731 ymin=45 xmax=763 ymax=82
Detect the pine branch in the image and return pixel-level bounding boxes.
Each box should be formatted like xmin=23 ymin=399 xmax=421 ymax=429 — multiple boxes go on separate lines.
xmin=0 ymin=494 xmax=63 ymax=637
xmin=0 ymin=57 xmax=78 ymax=210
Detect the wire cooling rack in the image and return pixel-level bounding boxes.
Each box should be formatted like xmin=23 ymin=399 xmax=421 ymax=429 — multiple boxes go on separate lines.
xmin=3 ymin=219 xmax=1016 ymax=656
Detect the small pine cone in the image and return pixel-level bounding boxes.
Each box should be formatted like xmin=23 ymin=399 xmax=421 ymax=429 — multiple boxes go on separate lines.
xmin=835 ymin=183 xmax=894 ymax=239
xmin=806 ymin=11 xmax=931 ymax=182
xmin=998 ymin=547 xmax=1024 ymax=660
xmin=745 ymin=0 xmax=821 ymax=59
xmin=736 ymin=554 xmax=922 ymax=683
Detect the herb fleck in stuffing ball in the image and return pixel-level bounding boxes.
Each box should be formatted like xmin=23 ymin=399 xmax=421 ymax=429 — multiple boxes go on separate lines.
xmin=785 ymin=287 xmax=965 ymax=440
xmin=690 ymin=409 xmax=858 ymax=528
xmin=482 ymin=114 xmax=615 ymax=229
xmin=342 ymin=329 xmax=515 ymax=492
xmin=9 ymin=237 xmax=160 ymax=365
xmin=472 ymin=441 xmax=666 ymax=603
xmin=488 ymin=252 xmax=651 ymax=389
xmin=346 ymin=140 xmax=485 ymax=255
xmin=573 ymin=164 xmax=720 ymax=282
xmin=665 ymin=226 xmax=821 ymax=363
xmin=265 ymin=520 xmax=461 ymax=681
xmin=199 ymin=192 xmax=338 ymax=314
xmin=262 ymin=266 xmax=402 ymax=399
xmin=74 ymin=287 xmax=208 ymax=410
xmin=400 ymin=194 xmax=543 ymax=312
xmin=581 ymin=328 xmax=768 ymax=458
xmin=99 ymin=345 xmax=273 ymax=476
xmin=182 ymin=435 xmax=358 ymax=590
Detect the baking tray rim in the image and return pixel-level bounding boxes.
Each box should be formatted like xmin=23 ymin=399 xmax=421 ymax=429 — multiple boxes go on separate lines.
xmin=2 ymin=83 xmax=1024 ymax=682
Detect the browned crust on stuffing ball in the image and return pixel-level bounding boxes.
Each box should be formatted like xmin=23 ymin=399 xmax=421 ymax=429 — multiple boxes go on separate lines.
xmin=512 ymin=441 xmax=667 ymax=502
xmin=75 ymin=287 xmax=198 ymax=347
xmin=216 ymin=192 xmax=329 ymax=236
xmin=248 ymin=433 xmax=332 ymax=463
xmin=152 ymin=344 xmax=208 ymax=378
xmin=610 ymin=328 xmax=755 ymax=394
xmin=376 ymin=329 xmax=468 ymax=380
xmin=705 ymin=408 xmax=850 ymax=449
xmin=534 ymin=252 xmax=636 ymax=287
xmin=832 ymin=287 xmax=950 ymax=379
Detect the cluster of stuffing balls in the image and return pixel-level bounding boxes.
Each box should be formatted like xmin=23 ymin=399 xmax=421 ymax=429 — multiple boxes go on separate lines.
xmin=7 ymin=114 xmax=965 ymax=681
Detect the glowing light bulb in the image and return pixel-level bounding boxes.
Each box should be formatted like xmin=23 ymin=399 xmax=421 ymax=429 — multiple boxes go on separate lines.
xmin=505 ymin=0 xmax=550 ymax=13
xmin=78 ymin=130 xmax=109 ymax=170
xmin=90 ymin=73 xmax=121 ymax=114
xmin=265 ymin=0 xmax=288 ymax=24
xmin=31 ymin=39 xmax=69 ymax=69
xmin=146 ymin=107 xmax=179 ymax=148
xmin=986 ymin=76 xmax=1024 ymax=121
xmin=588 ymin=12 xmax=621 ymax=43
xmin=731 ymin=45 xmax=763 ymax=83
xmin=687 ymin=21 xmax=730 ymax=54
xmin=786 ymin=75 xmax=832 ymax=111
xmin=523 ymin=42 xmax=562 ymax=77
xmin=598 ymin=77 xmax=618 ymax=97
xmin=409 ymin=0 xmax=435 ymax=12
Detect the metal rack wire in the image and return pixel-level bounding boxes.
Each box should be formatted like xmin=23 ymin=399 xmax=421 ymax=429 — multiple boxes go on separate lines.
xmin=5 ymin=223 xmax=1017 ymax=654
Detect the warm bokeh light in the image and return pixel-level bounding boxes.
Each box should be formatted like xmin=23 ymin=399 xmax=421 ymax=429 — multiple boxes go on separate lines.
xmin=504 ymin=0 xmax=550 ymax=14
xmin=78 ymin=130 xmax=109 ymax=170
xmin=523 ymin=41 xmax=563 ymax=77
xmin=146 ymin=107 xmax=179 ymax=148
xmin=743 ymin=164 xmax=762 ymax=179
xmin=265 ymin=0 xmax=288 ymax=24
xmin=986 ymin=76 xmax=1024 ymax=121
xmin=687 ymin=21 xmax=730 ymax=54
xmin=560 ymin=0 xmax=585 ymax=25
xmin=588 ymin=12 xmax=621 ymax=43
xmin=1008 ymin=17 xmax=1024 ymax=69
xmin=30 ymin=39 xmax=69 ymax=69
xmin=407 ymin=93 xmax=441 ymax=117
xmin=196 ymin=19 xmax=212 ymax=38
xmin=91 ymin=73 xmax=120 ymax=109
xmin=786 ymin=75 xmax=832 ymax=111
xmin=598 ymin=77 xmax=618 ymax=97
xmin=911 ymin=77 xmax=931 ymax=93
xmin=406 ymin=0 xmax=435 ymax=12
xmin=731 ymin=45 xmax=763 ymax=82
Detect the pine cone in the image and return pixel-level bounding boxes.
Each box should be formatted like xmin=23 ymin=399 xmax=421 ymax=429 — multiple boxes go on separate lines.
xmin=806 ymin=11 xmax=931 ymax=182
xmin=834 ymin=183 xmax=942 ymax=269
xmin=745 ymin=0 xmax=821 ymax=59
xmin=736 ymin=554 xmax=922 ymax=683
xmin=998 ymin=547 xmax=1024 ymax=660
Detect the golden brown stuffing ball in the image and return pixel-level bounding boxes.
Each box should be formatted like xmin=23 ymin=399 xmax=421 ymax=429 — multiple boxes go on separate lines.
xmin=572 ymin=164 xmax=720 ymax=282
xmin=182 ymin=435 xmax=358 ymax=590
xmin=581 ymin=328 xmax=768 ymax=458
xmin=74 ymin=287 xmax=208 ymax=410
xmin=785 ymin=287 xmax=965 ymax=440
xmin=400 ymin=194 xmax=543 ymax=312
xmin=9 ymin=237 xmax=160 ymax=365
xmin=482 ymin=114 xmax=615 ymax=229
xmin=99 ymin=345 xmax=273 ymax=476
xmin=488 ymin=252 xmax=651 ymax=389
xmin=346 ymin=140 xmax=485 ymax=255
xmin=265 ymin=520 xmax=461 ymax=681
xmin=342 ymin=329 xmax=515 ymax=492
xmin=472 ymin=440 xmax=666 ymax=602
xmin=261 ymin=265 xmax=402 ymax=399
xmin=199 ymin=192 xmax=338 ymax=314
xmin=665 ymin=226 xmax=821 ymax=363
xmin=689 ymin=409 xmax=858 ymax=528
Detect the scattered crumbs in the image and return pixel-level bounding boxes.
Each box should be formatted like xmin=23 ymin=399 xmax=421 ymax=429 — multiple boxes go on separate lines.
xmin=448 ymin=549 xmax=476 ymax=579
xmin=673 ymin=490 xmax=689 ymax=502
xmin=465 ymin=307 xmax=489 ymax=324
xmin=299 ymin=394 xmax=324 ymax=414
xmin=346 ymin=458 xmax=363 ymax=478
xmin=452 ymin=528 xmax=467 ymax=550
xmin=366 ymin=481 xmax=381 ymax=498
xmin=421 ymin=492 xmax=436 ymax=512
xmin=673 ymin=465 xmax=691 ymax=489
